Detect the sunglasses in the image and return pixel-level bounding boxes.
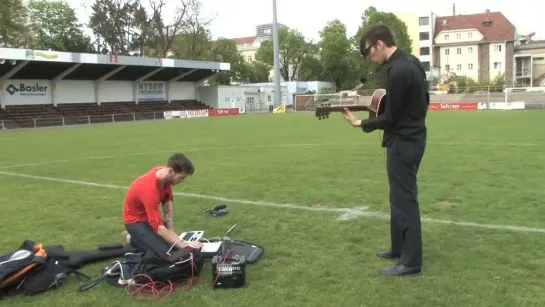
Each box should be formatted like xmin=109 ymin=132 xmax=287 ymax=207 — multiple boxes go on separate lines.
xmin=361 ymin=41 xmax=378 ymax=57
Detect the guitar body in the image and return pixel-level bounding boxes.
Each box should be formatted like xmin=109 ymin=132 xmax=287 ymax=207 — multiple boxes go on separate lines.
xmin=368 ymin=89 xmax=387 ymax=119
xmin=314 ymin=88 xmax=387 ymax=120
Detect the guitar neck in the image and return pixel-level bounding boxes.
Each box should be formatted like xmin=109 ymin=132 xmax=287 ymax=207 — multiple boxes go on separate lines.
xmin=323 ymin=105 xmax=372 ymax=113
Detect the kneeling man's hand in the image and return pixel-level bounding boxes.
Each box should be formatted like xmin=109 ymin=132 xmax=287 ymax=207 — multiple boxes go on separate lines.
xmin=187 ymin=241 xmax=203 ymax=249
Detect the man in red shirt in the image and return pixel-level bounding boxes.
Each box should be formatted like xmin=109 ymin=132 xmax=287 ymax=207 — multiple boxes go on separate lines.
xmin=122 ymin=153 xmax=202 ymax=255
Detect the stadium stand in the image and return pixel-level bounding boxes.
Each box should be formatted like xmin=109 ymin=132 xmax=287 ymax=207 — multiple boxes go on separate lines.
xmin=0 ymin=48 xmax=229 ymax=130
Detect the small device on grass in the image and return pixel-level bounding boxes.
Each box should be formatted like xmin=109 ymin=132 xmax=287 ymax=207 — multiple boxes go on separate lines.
xmin=211 ymin=224 xmax=246 ymax=289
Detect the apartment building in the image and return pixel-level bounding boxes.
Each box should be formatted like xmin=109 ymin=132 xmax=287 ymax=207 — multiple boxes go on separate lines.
xmin=432 ymin=10 xmax=516 ymax=84
xmin=228 ymin=23 xmax=288 ymax=62
xmin=396 ymin=11 xmax=440 ymax=87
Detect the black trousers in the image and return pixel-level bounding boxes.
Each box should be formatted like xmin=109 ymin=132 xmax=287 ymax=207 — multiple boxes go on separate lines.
xmin=386 ymin=138 xmax=426 ymax=267
xmin=125 ymin=221 xmax=171 ymax=256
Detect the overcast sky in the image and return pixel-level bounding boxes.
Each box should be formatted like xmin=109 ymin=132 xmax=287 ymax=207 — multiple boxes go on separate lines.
xmin=72 ymin=0 xmax=543 ymax=42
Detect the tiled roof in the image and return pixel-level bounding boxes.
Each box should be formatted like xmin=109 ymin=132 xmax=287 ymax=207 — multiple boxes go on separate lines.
xmin=210 ymin=36 xmax=256 ymax=47
xmin=434 ymin=11 xmax=516 ymax=42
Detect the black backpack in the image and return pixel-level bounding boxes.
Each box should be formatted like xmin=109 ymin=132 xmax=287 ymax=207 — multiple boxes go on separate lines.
xmin=131 ymin=247 xmax=204 ymax=284
xmin=76 ymin=247 xmax=204 ymax=292
xmin=0 ymin=241 xmax=90 ymax=299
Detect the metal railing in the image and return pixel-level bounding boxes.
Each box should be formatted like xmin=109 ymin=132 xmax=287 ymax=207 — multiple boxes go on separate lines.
xmin=0 ymin=111 xmax=165 ymax=131
xmin=292 ymin=86 xmax=545 ymax=111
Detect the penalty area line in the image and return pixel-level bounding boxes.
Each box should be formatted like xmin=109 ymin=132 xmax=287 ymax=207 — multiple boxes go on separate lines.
xmin=0 ymin=170 xmax=544 ymax=234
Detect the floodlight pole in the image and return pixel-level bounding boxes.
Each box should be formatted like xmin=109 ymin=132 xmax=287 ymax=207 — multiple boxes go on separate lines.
xmin=272 ymin=0 xmax=282 ymax=108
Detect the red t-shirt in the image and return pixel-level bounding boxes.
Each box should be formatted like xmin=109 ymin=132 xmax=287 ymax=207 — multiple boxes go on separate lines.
xmin=123 ymin=166 xmax=173 ymax=232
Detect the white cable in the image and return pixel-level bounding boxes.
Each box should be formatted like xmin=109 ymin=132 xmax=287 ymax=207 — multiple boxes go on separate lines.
xmin=169 ymin=253 xmax=193 ymax=268
xmin=166 ymin=239 xmax=181 ymax=256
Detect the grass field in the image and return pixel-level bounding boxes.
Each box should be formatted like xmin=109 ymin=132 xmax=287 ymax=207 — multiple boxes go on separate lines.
xmin=1 ymin=110 xmax=545 ymax=307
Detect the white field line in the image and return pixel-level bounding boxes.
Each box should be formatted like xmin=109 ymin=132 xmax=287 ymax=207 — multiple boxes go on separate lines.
xmin=1 ymin=170 xmax=544 ymax=234
xmin=0 ymin=140 xmax=541 ymax=170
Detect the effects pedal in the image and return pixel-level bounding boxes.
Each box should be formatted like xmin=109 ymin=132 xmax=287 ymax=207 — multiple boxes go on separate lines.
xmin=211 ymin=253 xmax=246 ymax=289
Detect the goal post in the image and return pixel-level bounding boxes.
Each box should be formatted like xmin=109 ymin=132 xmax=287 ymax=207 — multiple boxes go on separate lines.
xmin=503 ymin=86 xmax=545 ymax=110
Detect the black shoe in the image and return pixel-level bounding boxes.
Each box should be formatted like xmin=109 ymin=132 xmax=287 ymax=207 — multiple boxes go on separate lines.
xmin=376 ymin=249 xmax=400 ymax=259
xmin=379 ymin=264 xmax=421 ymax=276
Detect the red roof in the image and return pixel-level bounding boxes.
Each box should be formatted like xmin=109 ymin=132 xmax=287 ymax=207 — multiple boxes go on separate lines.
xmin=434 ymin=11 xmax=515 ymax=42
xmin=232 ymin=36 xmax=256 ymax=45
xmin=210 ymin=36 xmax=256 ymax=47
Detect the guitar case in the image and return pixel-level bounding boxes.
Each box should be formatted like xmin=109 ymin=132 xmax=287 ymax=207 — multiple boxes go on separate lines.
xmin=43 ymin=243 xmax=140 ymax=269
xmin=222 ymin=240 xmax=264 ymax=264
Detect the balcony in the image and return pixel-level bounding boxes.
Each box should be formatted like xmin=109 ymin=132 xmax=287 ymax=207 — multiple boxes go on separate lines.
xmin=514 ymin=56 xmax=532 ymax=78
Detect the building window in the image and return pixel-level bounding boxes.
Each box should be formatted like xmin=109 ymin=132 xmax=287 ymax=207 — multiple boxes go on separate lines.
xmin=421 ymin=61 xmax=430 ymax=71
xmin=419 ymin=17 xmax=429 ymax=26
xmin=494 ymin=45 xmax=502 ymax=52
xmin=494 ymin=62 xmax=502 ymax=69
xmin=419 ymin=32 xmax=430 ymax=40
xmin=247 ymin=55 xmax=252 ymax=61
xmin=468 ymin=32 xmax=473 ymax=38
xmin=457 ymin=64 xmax=462 ymax=71
xmin=445 ymin=48 xmax=450 ymax=55
xmin=457 ymin=48 xmax=461 ymax=54
xmin=420 ymin=47 xmax=430 ymax=55
xmin=468 ymin=63 xmax=473 ymax=70
xmin=444 ymin=34 xmax=449 ymax=41
xmin=468 ymin=47 xmax=473 ymax=54
xmin=445 ymin=64 xmax=450 ymax=71
xmin=456 ymin=33 xmax=461 ymax=39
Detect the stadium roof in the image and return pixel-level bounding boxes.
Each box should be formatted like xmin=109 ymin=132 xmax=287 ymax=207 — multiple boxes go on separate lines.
xmin=0 ymin=48 xmax=230 ymax=82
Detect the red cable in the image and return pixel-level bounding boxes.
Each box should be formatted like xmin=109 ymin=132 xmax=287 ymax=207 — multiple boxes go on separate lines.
xmin=126 ymin=253 xmax=196 ymax=300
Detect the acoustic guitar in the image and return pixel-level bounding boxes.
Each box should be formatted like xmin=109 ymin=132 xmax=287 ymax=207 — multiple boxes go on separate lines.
xmin=315 ymin=89 xmax=387 ymax=120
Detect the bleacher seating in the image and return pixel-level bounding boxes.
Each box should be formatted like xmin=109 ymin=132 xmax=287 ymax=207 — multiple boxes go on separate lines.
xmin=0 ymin=100 xmax=211 ymax=130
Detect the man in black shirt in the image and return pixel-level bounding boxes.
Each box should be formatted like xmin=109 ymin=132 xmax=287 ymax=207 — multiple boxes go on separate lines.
xmin=341 ymin=24 xmax=429 ymax=276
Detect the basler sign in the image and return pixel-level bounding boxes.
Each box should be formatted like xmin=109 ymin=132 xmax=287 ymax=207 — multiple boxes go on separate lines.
xmin=5 ymin=82 xmax=48 ymax=96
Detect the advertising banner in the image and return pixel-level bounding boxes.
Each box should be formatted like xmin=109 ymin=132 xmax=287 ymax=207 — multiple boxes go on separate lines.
xmin=2 ymin=80 xmax=51 ymax=105
xmin=489 ymin=102 xmax=525 ymax=110
xmin=137 ymin=81 xmax=166 ymax=101
xmin=208 ymin=108 xmax=240 ymax=116
xmin=184 ymin=109 xmax=209 ymax=118
xmin=163 ymin=109 xmax=209 ymax=119
xmin=429 ymin=102 xmax=478 ymax=111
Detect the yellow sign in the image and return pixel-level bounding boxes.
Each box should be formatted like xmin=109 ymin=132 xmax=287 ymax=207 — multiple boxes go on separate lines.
xmin=25 ymin=50 xmax=59 ymax=60
xmin=273 ymin=104 xmax=286 ymax=113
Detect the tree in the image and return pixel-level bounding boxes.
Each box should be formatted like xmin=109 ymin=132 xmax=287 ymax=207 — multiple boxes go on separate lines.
xmin=170 ymin=0 xmax=213 ymax=60
xmin=148 ymin=0 xmax=205 ymax=58
xmin=297 ymin=54 xmax=323 ymax=81
xmin=89 ymin=0 xmax=140 ymax=54
xmin=0 ymin=0 xmax=32 ymax=48
xmin=208 ymin=38 xmax=246 ymax=84
xmin=27 ymin=0 xmax=93 ymax=52
xmin=319 ymin=19 xmax=356 ymax=90
xmin=241 ymin=61 xmax=271 ymax=83
xmin=170 ymin=0 xmax=213 ymax=61
xmin=352 ymin=6 xmax=413 ymax=88
xmin=255 ymin=27 xmax=311 ymax=81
